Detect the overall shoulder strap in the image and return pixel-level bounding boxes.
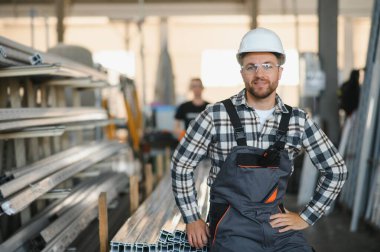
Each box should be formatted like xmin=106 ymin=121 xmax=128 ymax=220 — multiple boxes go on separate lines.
xmin=273 ymin=104 xmax=293 ymax=150
xmin=221 ymin=99 xmax=247 ymax=146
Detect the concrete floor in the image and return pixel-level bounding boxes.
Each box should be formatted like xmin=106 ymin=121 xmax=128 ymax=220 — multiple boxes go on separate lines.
xmin=285 ymin=194 xmax=380 ymax=252
xmin=68 ymin=192 xmax=380 ymax=252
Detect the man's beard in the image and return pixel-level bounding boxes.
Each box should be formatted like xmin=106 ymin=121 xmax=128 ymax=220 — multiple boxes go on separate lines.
xmin=246 ymin=79 xmax=277 ymax=99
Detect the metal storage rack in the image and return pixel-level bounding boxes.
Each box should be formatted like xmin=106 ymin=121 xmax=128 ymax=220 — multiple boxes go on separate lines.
xmin=0 ymin=36 xmax=136 ymax=251
xmin=339 ymin=0 xmax=380 ymax=232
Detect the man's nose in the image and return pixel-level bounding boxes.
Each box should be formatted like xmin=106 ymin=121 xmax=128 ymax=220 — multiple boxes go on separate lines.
xmin=255 ymin=66 xmax=266 ymax=75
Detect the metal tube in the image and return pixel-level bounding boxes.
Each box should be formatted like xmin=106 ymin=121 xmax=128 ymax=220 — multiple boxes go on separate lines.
xmin=0 ymin=45 xmax=40 ymax=64
xmin=0 ymin=55 xmax=23 ymax=67
xmin=350 ymin=36 xmax=380 ymax=231
xmin=0 ymin=173 xmax=111 ymax=252
xmin=0 ymin=112 xmax=107 ymax=132
xmin=7 ymin=144 xmax=84 ymax=178
xmin=41 ymin=174 xmax=127 ymax=252
xmin=0 ymin=126 xmax=65 ymax=140
xmin=0 ymin=36 xmax=107 ymax=80
xmin=111 ymin=160 xmax=210 ymax=248
xmin=40 ymin=173 xmax=125 ymax=242
xmin=0 ymin=142 xmax=108 ymax=198
xmin=1 ymin=143 xmax=123 ymax=215
xmin=0 ymin=107 xmax=107 ymax=122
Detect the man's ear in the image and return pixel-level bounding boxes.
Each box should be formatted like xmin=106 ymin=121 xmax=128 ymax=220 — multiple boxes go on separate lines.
xmin=278 ymin=67 xmax=283 ymax=80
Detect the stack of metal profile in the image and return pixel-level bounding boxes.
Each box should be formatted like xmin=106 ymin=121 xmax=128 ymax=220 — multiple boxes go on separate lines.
xmin=110 ymin=160 xmax=210 ymax=252
xmin=0 ymin=35 xmax=123 ymax=250
xmin=0 ymin=107 xmax=108 ymax=139
xmin=364 ymin=1 xmax=380 ymax=227
xmin=0 ymin=170 xmax=129 ymax=252
xmin=0 ymin=36 xmax=42 ymax=67
xmin=116 ymin=229 xmax=208 ymax=252
xmin=0 ymin=140 xmax=124 ymax=216
xmin=338 ymin=0 xmax=380 ymax=232
xmin=0 ymin=36 xmax=107 ymax=82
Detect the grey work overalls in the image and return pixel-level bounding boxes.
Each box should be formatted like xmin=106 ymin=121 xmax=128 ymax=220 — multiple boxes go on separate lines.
xmin=208 ymin=99 xmax=313 ymax=252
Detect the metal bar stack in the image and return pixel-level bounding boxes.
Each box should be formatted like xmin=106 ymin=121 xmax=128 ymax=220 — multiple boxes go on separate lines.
xmin=110 ymin=160 xmax=210 ymax=252
xmin=338 ymin=0 xmax=380 ymax=231
xmin=0 ymin=36 xmax=107 ymax=81
xmin=0 ymin=171 xmax=129 ymax=252
xmin=0 ymin=35 xmax=132 ymax=250
xmin=0 ymin=107 xmax=108 ymax=138
xmin=0 ymin=141 xmax=124 ymax=216
xmin=365 ymin=102 xmax=380 ymax=226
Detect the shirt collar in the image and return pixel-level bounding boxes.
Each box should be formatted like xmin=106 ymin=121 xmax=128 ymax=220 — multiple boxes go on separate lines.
xmin=230 ymin=88 xmax=290 ymax=114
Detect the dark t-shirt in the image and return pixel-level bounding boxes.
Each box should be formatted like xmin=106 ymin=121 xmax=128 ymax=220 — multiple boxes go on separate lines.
xmin=175 ymin=101 xmax=209 ymax=129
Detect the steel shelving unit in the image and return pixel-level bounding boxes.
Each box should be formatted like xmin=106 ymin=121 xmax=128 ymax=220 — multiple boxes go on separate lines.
xmin=0 ymin=36 xmax=136 ymax=252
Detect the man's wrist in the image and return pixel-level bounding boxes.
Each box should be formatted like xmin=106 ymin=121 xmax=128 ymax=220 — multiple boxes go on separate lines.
xmin=183 ymin=212 xmax=202 ymax=224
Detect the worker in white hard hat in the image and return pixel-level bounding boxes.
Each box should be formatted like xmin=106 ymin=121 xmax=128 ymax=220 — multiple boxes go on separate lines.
xmin=171 ymin=27 xmax=347 ymax=251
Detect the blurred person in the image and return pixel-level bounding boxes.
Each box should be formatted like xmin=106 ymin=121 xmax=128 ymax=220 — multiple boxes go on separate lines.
xmin=174 ymin=78 xmax=209 ymax=139
xmin=338 ymin=69 xmax=361 ymax=117
xmin=171 ymin=28 xmax=347 ymax=251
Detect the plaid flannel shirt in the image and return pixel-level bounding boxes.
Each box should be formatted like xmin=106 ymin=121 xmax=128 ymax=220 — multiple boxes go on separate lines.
xmin=171 ymin=89 xmax=347 ymax=225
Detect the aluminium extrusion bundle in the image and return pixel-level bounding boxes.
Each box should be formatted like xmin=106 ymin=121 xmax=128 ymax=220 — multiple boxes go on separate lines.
xmin=349 ymin=0 xmax=380 ymax=231
xmin=0 ymin=171 xmax=129 ymax=252
xmin=0 ymin=36 xmax=107 ymax=81
xmin=0 ymin=176 xmax=97 ymax=252
xmin=45 ymin=77 xmax=109 ymax=88
xmin=111 ymin=160 xmax=210 ymax=252
xmin=365 ymin=116 xmax=380 ymax=225
xmin=111 ymin=230 xmax=208 ymax=252
xmin=338 ymin=0 xmax=380 ymax=232
xmin=0 ymin=63 xmax=105 ymax=79
xmin=40 ymin=173 xmax=128 ymax=252
xmin=0 ymin=45 xmax=41 ymax=65
xmin=0 ymin=107 xmax=107 ymax=122
xmin=0 ymin=111 xmax=108 ymax=132
xmin=0 ymin=56 xmax=23 ymax=67
xmin=339 ymin=112 xmax=360 ymax=209
xmin=0 ymin=141 xmax=124 ymax=216
xmin=364 ymin=53 xmax=380 ymax=227
xmin=112 ymin=173 xmax=173 ymax=243
xmin=0 ymin=141 xmax=110 ymax=198
xmin=338 ymin=0 xmax=375 ymax=208
xmin=3 ymin=144 xmax=84 ymax=178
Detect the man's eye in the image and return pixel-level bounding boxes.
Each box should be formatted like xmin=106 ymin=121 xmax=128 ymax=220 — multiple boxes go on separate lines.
xmin=262 ymin=64 xmax=273 ymax=70
xmin=246 ymin=66 xmax=255 ymax=71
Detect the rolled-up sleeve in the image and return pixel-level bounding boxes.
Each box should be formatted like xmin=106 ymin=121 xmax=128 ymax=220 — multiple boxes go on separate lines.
xmin=299 ymin=115 xmax=348 ymax=225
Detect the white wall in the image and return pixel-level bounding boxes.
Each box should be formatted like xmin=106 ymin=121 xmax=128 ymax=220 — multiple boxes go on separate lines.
xmin=0 ymin=14 xmax=371 ymax=108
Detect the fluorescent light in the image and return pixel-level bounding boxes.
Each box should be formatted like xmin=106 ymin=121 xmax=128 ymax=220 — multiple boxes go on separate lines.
xmin=201 ymin=49 xmax=242 ymax=87
xmin=280 ymin=49 xmax=300 ymax=86
xmin=93 ymin=50 xmax=136 ymax=84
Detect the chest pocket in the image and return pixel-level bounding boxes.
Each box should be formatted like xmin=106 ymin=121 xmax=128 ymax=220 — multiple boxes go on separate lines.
xmin=235 ymin=152 xmax=280 ymax=203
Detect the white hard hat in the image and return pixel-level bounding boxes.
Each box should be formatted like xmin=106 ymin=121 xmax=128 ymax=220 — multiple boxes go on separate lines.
xmin=237 ymin=27 xmax=286 ymax=65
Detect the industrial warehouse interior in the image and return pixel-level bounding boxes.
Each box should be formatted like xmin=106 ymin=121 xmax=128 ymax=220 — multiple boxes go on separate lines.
xmin=1 ymin=0 xmax=380 ymax=251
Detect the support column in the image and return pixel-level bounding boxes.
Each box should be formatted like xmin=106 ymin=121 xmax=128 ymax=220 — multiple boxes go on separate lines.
xmin=246 ymin=0 xmax=258 ymax=29
xmin=343 ymin=17 xmax=354 ymax=80
xmin=318 ymin=0 xmax=340 ymax=145
xmin=56 ymin=0 xmax=70 ymax=43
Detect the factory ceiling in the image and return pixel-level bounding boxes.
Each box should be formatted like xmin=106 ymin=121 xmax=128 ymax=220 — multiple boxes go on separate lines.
xmin=0 ymin=0 xmax=373 ymax=18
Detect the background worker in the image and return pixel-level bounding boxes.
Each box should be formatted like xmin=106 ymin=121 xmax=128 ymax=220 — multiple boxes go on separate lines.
xmin=174 ymin=78 xmax=209 ymax=140
xmin=171 ymin=28 xmax=347 ymax=251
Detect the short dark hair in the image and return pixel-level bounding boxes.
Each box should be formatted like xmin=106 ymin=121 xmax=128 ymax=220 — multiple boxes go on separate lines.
xmin=190 ymin=78 xmax=203 ymax=88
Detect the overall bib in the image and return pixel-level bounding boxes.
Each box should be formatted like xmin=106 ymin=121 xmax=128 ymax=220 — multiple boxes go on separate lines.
xmin=208 ymin=99 xmax=313 ymax=252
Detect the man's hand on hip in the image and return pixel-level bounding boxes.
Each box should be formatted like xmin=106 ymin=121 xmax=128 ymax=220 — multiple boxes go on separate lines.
xmin=186 ymin=219 xmax=210 ymax=249
xmin=269 ymin=208 xmax=310 ymax=232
